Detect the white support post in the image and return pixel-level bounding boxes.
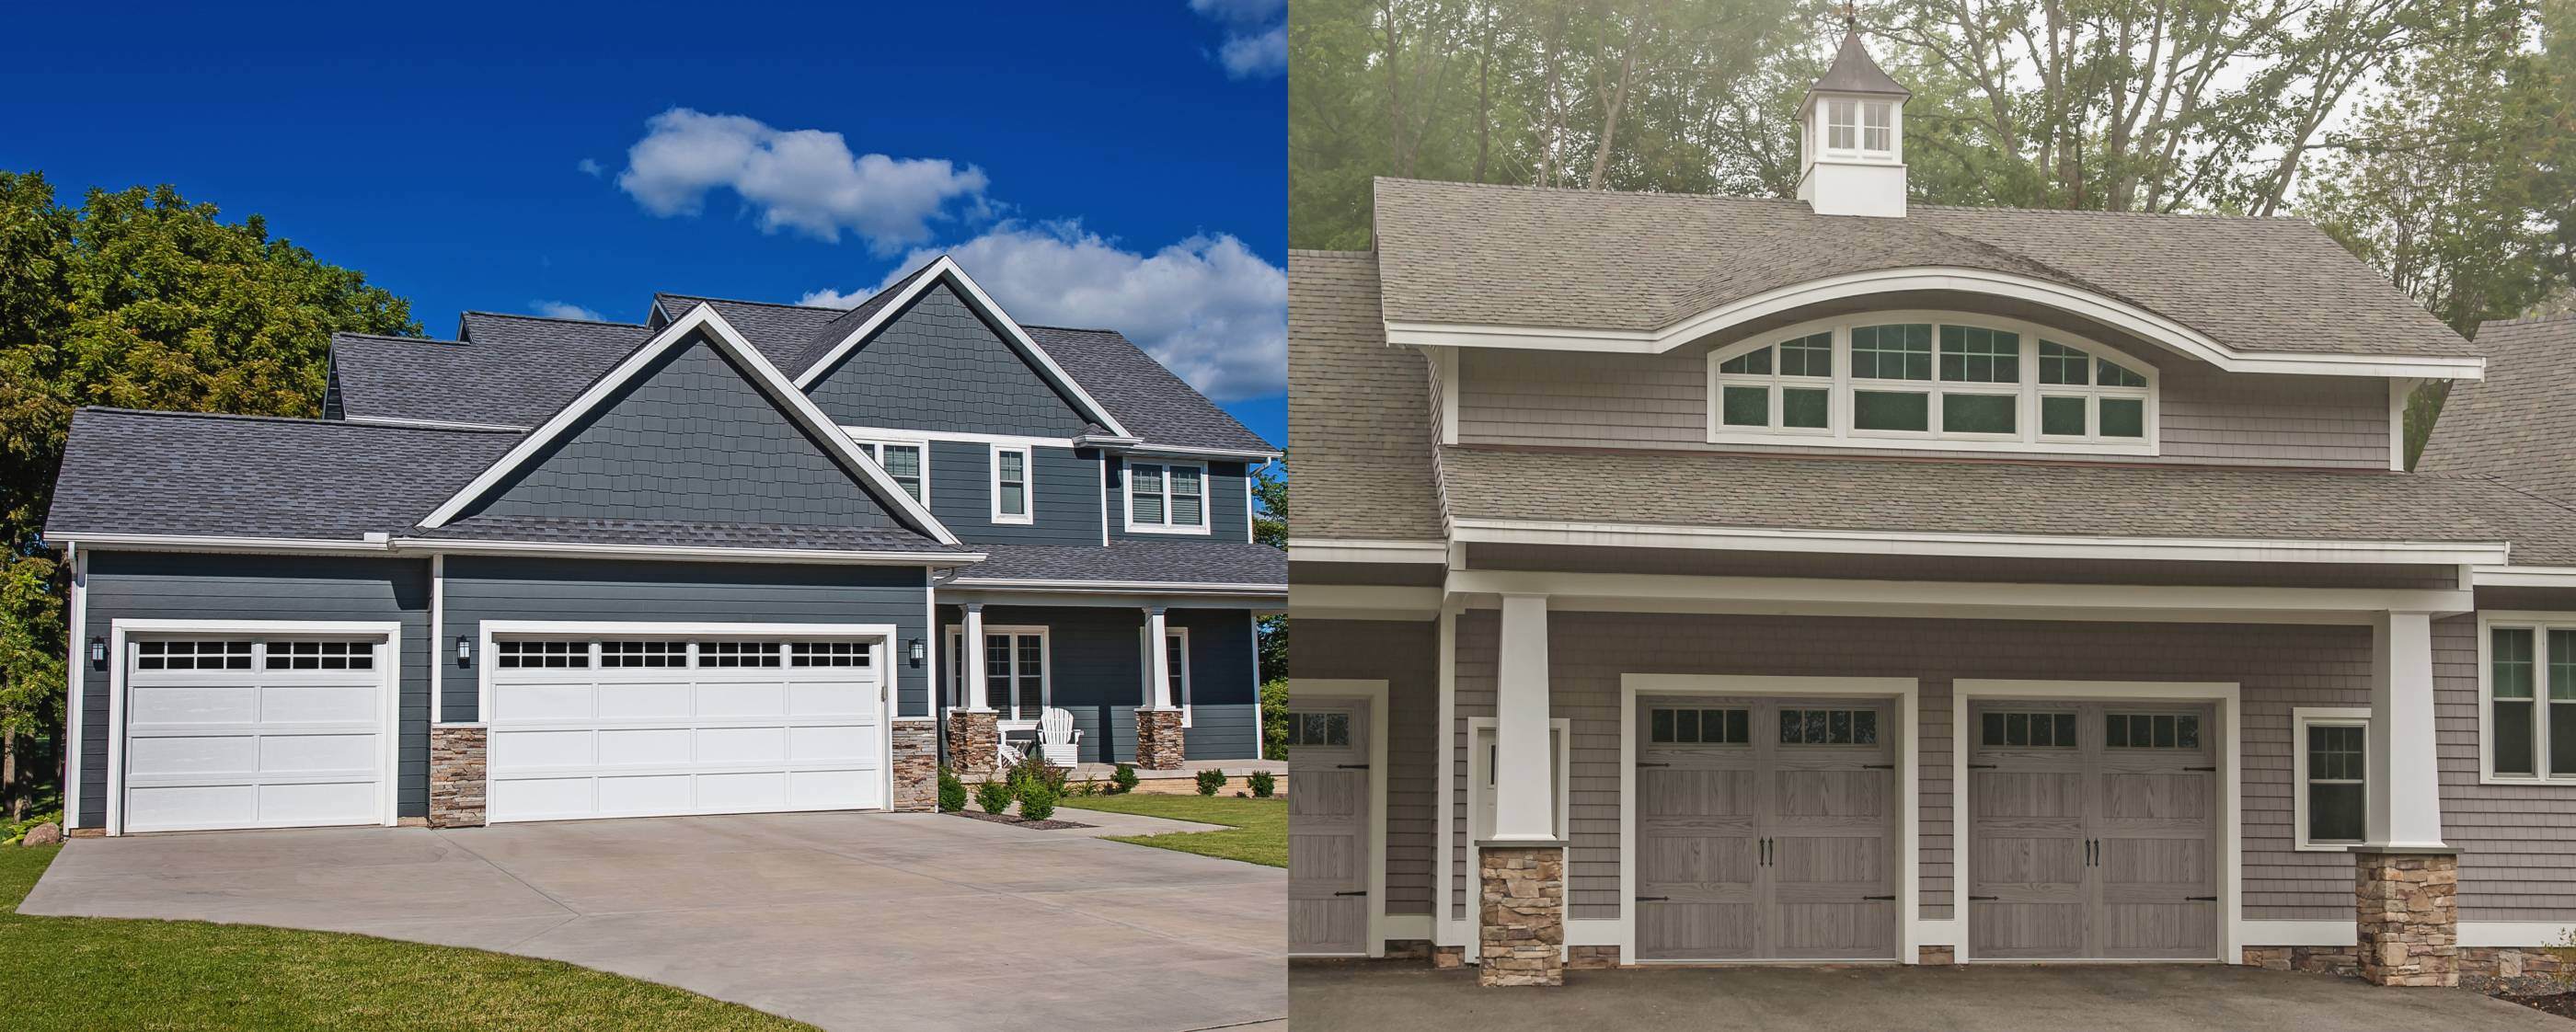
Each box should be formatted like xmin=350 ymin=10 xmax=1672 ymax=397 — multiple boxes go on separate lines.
xmin=2369 ymin=610 xmax=2447 ymax=848
xmin=1146 ymin=606 xmax=1174 ymax=709
xmin=962 ymin=602 xmax=990 ymax=711
xmin=1491 ymin=593 xmax=1557 ymax=843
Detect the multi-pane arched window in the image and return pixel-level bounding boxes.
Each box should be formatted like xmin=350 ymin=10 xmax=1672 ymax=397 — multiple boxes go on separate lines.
xmin=1707 ymin=312 xmax=2156 ymax=454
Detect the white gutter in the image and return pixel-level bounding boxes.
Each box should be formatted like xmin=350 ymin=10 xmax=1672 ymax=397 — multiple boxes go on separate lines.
xmin=48 ymin=532 xmax=985 ymax=568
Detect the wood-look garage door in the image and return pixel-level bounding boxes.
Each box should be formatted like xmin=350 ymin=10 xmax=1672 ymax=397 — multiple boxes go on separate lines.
xmin=487 ymin=636 xmax=884 ymax=823
xmin=122 ymin=636 xmax=390 ymax=833
xmin=1968 ymin=701 xmax=2218 ymax=960
xmin=1287 ymin=698 xmax=1370 ymax=956
xmin=1636 ymin=697 xmax=1898 ymax=961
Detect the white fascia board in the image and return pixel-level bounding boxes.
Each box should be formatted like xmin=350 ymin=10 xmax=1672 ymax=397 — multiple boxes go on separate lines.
xmin=1445 ymin=568 xmax=2475 ymax=623
xmin=1383 ymin=266 xmax=2486 ymax=381
xmin=840 ymin=424 xmax=1076 ymax=449
xmin=1287 ymin=538 xmax=1452 ymax=564
xmin=942 ymin=577 xmax=1285 ymax=596
xmin=1115 ymin=443 xmax=1284 ymax=462
xmin=1449 ymin=518 xmax=2511 ymax=567
xmin=340 ymin=415 xmax=533 ymax=432
xmin=790 ymin=257 xmax=1133 ymax=438
xmin=1289 ymin=583 xmax=1444 ymax=621
xmin=47 ymin=533 xmax=396 ymax=556
xmin=2471 ymin=565 xmax=2576 ymax=588
xmin=416 ymin=304 xmax=963 ymax=546
xmin=387 ymin=537 xmax=983 ymax=568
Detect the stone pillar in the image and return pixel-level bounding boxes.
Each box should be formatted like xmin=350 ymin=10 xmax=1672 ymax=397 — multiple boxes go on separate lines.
xmin=2356 ymin=847 xmax=2459 ymax=987
xmin=891 ymin=719 xmax=937 ymax=811
xmin=1478 ymin=844 xmax=1565 ymax=986
xmin=947 ymin=708 xmax=1000 ymax=776
xmin=1135 ymin=706 xmax=1187 ymax=770
xmin=428 ymin=725 xmax=488 ymax=829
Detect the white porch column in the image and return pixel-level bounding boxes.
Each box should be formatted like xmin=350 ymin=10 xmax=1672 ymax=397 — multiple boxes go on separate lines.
xmin=2368 ymin=610 xmax=2446 ymax=848
xmin=1145 ymin=606 xmax=1174 ymax=709
xmin=1491 ymin=592 xmax=1557 ymax=843
xmin=962 ymin=602 xmax=990 ymax=711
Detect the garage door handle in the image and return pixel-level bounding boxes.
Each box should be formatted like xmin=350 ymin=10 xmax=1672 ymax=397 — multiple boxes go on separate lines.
xmin=1861 ymin=763 xmax=1894 ymax=769
xmin=1636 ymin=762 xmax=1672 ymax=768
xmin=2185 ymin=766 xmax=2216 ymax=772
xmin=1968 ymin=895 xmax=2000 ymax=901
xmin=1337 ymin=763 xmax=1370 ymax=770
xmin=1862 ymin=895 xmax=1895 ymax=900
xmin=1967 ymin=763 xmax=1998 ymax=770
xmin=2186 ymin=896 xmax=2216 ymax=902
xmin=1334 ymin=890 xmax=1369 ymax=897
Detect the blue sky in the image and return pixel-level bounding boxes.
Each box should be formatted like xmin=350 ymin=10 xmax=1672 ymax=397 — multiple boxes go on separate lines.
xmin=0 ymin=1 xmax=1289 ymax=445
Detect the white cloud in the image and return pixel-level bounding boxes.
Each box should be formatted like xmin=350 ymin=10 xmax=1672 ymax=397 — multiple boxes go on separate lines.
xmin=614 ymin=108 xmax=990 ymax=254
xmin=805 ymin=222 xmax=1286 ymax=401
xmin=796 ymin=286 xmax=874 ymax=308
xmin=1188 ymin=0 xmax=1287 ymax=79
xmin=530 ymin=300 xmax=606 ymax=322
xmin=575 ymin=157 xmax=604 ymax=177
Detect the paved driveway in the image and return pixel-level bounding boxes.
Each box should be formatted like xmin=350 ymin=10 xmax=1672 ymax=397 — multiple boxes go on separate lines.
xmin=21 ymin=812 xmax=1283 ymax=1032
xmin=1292 ymin=959 xmax=2563 ymax=1031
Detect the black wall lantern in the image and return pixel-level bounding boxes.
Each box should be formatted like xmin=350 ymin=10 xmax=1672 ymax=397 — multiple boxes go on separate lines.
xmin=87 ymin=636 xmax=106 ymax=672
xmin=908 ymin=637 xmax=926 ymax=668
xmin=455 ymin=637 xmax=473 ymax=668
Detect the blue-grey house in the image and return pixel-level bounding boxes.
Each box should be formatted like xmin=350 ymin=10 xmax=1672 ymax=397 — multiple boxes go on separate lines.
xmin=42 ymin=256 xmax=1283 ymax=834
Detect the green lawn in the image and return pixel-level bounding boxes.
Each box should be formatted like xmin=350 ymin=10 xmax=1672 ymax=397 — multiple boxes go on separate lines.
xmin=0 ymin=844 xmax=811 ymax=1030
xmin=1059 ymin=794 xmax=1287 ymax=867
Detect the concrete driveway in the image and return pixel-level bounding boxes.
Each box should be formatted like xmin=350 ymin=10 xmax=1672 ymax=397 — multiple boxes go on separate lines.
xmin=1292 ymin=959 xmax=2564 ymax=1031
xmin=20 ymin=812 xmax=1283 ymax=1032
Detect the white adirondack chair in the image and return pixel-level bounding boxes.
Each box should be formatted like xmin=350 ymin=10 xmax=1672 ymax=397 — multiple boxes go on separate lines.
xmin=1037 ymin=707 xmax=1083 ymax=767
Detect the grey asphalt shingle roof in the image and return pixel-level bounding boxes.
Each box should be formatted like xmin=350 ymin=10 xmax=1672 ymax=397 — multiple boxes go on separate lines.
xmin=949 ymin=540 xmax=1284 ymax=586
xmin=2420 ymin=315 xmax=2576 ymax=503
xmin=418 ymin=513 xmax=968 ymax=555
xmin=1370 ymin=178 xmax=2472 ymax=361
xmin=329 ymin=315 xmax=652 ymax=427
xmin=1811 ymin=30 xmax=1910 ymax=97
xmin=1286 ymin=250 xmax=1449 ymax=541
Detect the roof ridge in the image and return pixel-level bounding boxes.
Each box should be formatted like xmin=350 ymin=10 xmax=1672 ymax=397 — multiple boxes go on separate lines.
xmin=333 ymin=331 xmax=460 ymax=346
xmin=75 ymin=407 xmax=523 ymax=433
xmin=464 ymin=310 xmax=646 ymax=328
xmin=2484 ymin=310 xmax=2576 ymax=330
xmin=654 ymin=292 xmax=845 ymax=313
xmin=1021 ymin=323 xmax=1125 ymax=335
xmin=1376 ymin=176 xmax=2308 ymax=223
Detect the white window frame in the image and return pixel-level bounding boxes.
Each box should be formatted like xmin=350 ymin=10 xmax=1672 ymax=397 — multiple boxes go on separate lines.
xmin=2292 ymin=706 xmax=2372 ymax=851
xmin=945 ymin=624 xmax=1051 ymax=725
xmin=1708 ymin=310 xmax=2158 ymax=457
xmin=1818 ymin=97 xmax=1900 ymax=162
xmin=990 ymin=443 xmax=1033 ymax=525
xmin=1163 ymin=625 xmax=1192 ymax=727
xmin=1123 ymin=458 xmax=1212 ymax=535
xmin=2478 ymin=611 xmax=2576 ymax=785
xmin=848 ymin=436 xmax=930 ymax=505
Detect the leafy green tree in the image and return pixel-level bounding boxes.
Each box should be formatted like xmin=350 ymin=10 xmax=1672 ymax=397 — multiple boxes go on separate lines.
xmin=1253 ymin=458 xmax=1288 ymax=754
xmin=0 ymin=174 xmax=415 ymax=817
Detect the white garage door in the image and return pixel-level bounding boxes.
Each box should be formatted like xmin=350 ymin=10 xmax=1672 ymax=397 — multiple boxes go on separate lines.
xmin=486 ymin=636 xmax=886 ymax=823
xmin=123 ymin=636 xmax=391 ymax=833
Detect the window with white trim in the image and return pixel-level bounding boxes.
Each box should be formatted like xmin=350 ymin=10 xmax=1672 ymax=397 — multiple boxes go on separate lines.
xmin=599 ymin=640 xmax=687 ymax=668
xmin=1164 ymin=627 xmax=1192 ymax=727
xmin=2485 ymin=619 xmax=2576 ymax=781
xmin=1126 ymin=460 xmax=1209 ymax=533
xmin=496 ymin=640 xmax=590 ymax=669
xmin=1709 ymin=313 xmax=2155 ymax=454
xmin=134 ymin=640 xmax=253 ymax=671
xmin=992 ymin=444 xmax=1032 ymax=524
xmin=851 ymin=439 xmax=927 ymax=503
xmin=1824 ymin=98 xmax=1894 ymax=157
xmin=264 ymin=640 xmax=375 ymax=671
xmin=946 ymin=626 xmax=1048 ymax=721
xmin=2294 ymin=708 xmax=2370 ymax=849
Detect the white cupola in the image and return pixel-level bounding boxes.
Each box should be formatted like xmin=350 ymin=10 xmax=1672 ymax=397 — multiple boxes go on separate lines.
xmin=1797 ymin=29 xmax=1911 ymax=218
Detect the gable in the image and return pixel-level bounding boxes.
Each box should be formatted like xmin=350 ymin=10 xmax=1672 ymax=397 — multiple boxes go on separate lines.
xmin=803 ymin=281 xmax=1095 ymax=436
xmin=461 ymin=333 xmax=907 ymax=530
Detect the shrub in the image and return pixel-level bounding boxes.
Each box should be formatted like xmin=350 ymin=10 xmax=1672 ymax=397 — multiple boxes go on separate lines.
xmin=2550 ymin=927 xmax=2576 ymax=989
xmin=1195 ymin=769 xmax=1227 ymax=796
xmin=1247 ymin=770 xmax=1277 ymax=797
xmin=1004 ymin=751 xmax=1069 ymax=797
xmin=1260 ymin=678 xmax=1290 ymax=758
xmin=1018 ymin=782 xmax=1060 ymax=821
xmin=1073 ymin=779 xmax=1101 ymax=797
xmin=1111 ymin=763 xmax=1140 ymax=794
xmin=937 ymin=765 xmax=967 ymax=813
xmin=973 ymin=777 xmax=1014 ymax=815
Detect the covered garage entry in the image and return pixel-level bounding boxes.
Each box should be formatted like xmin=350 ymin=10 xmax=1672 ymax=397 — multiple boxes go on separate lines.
xmin=115 ymin=622 xmax=400 ymax=834
xmin=481 ymin=626 xmax=888 ymax=823
xmin=1633 ymin=695 xmax=1902 ymax=961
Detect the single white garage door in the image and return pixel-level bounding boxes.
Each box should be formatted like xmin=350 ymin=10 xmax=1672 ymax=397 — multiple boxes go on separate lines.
xmin=123 ymin=636 xmax=391 ymax=833
xmin=486 ymin=636 xmax=886 ymax=823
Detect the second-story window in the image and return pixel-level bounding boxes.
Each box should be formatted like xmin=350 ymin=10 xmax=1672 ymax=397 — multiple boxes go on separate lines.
xmin=992 ymin=444 xmax=1032 ymax=524
xmin=852 ymin=440 xmax=927 ymax=504
xmin=1127 ymin=460 xmax=1209 ymax=533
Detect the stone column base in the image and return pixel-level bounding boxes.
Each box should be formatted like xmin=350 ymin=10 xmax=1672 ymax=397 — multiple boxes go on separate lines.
xmin=2356 ymin=848 xmax=2459 ymax=987
xmin=1918 ymin=946 xmax=1958 ymax=966
xmin=1431 ymin=946 xmax=1466 ymax=969
xmin=1567 ymin=946 xmax=1621 ymax=969
xmin=2243 ymin=946 xmax=2359 ymax=976
xmin=947 ymin=709 xmax=999 ymax=776
xmin=1478 ymin=843 xmax=1566 ymax=987
xmin=429 ymin=725 xmax=488 ymax=829
xmin=1135 ymin=707 xmax=1186 ymax=771
xmin=891 ymin=719 xmax=937 ymax=811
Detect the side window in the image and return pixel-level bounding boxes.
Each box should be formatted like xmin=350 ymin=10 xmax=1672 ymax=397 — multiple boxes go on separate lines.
xmin=1127 ymin=460 xmax=1210 ymax=533
xmin=992 ymin=444 xmax=1032 ymax=523
xmin=853 ymin=440 xmax=927 ymax=503
xmin=2296 ymin=711 xmax=2370 ymax=849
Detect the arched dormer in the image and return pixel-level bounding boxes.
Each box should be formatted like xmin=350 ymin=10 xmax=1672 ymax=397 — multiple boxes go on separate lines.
xmin=1706 ymin=311 xmax=2157 ymax=455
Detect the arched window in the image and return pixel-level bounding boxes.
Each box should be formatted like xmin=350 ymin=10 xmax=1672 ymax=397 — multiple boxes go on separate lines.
xmin=1708 ymin=313 xmax=2156 ymax=454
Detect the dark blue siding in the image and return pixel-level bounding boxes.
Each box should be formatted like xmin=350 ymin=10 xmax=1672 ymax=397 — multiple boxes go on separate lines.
xmin=1107 ymin=457 xmax=1252 ymax=544
xmin=1174 ymin=607 xmax=1261 ymax=761
xmin=805 ymin=283 xmax=1094 ymax=437
xmin=937 ymin=603 xmax=1261 ymax=763
xmin=925 ymin=441 xmax=1103 ymax=546
xmin=76 ymin=552 xmax=434 ymax=826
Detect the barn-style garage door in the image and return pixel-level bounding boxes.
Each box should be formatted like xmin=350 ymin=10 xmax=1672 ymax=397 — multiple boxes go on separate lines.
xmin=1635 ymin=697 xmax=1899 ymax=961
xmin=486 ymin=635 xmax=885 ymax=823
xmin=1967 ymin=701 xmax=2218 ymax=960
xmin=122 ymin=635 xmax=392 ymax=833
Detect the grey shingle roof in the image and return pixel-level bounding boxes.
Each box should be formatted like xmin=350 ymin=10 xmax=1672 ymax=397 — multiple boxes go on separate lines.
xmin=949 ymin=540 xmax=1284 ymax=586
xmin=330 ymin=314 xmax=651 ymax=427
xmin=1287 ymin=251 xmax=1446 ymax=541
xmin=2420 ymin=315 xmax=2576 ymax=503
xmin=1809 ymin=30 xmax=1910 ymax=98
xmin=1370 ymin=178 xmax=2471 ymax=360
xmin=653 ymin=293 xmax=843 ymax=373
xmin=45 ymin=408 xmax=518 ymax=540
xmin=418 ymin=513 xmax=967 ymax=555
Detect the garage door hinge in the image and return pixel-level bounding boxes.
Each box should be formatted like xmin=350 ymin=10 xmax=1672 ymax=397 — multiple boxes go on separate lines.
xmin=1861 ymin=763 xmax=1894 ymax=769
xmin=1336 ymin=763 xmax=1369 ymax=770
xmin=1967 ymin=763 xmax=1998 ymax=769
xmin=1636 ymin=762 xmax=1671 ymax=768
xmin=1862 ymin=895 xmax=1895 ymax=900
xmin=2186 ymin=896 xmax=2217 ymax=901
xmin=1335 ymin=889 xmax=1369 ymax=897
xmin=1968 ymin=895 xmax=1999 ymax=901
xmin=1635 ymin=896 xmax=1670 ymax=902
xmin=2184 ymin=766 xmax=2216 ymax=772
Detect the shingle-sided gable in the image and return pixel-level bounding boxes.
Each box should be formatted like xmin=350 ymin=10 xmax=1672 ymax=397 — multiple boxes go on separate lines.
xmin=461 ymin=333 xmax=910 ymax=532
xmin=802 ymin=281 xmax=1097 ymax=437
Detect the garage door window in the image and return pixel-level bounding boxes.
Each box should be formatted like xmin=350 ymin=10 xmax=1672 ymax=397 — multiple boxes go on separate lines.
xmin=134 ymin=640 xmax=253 ymax=671
xmin=792 ymin=641 xmax=871 ymax=667
xmin=264 ymin=640 xmax=374 ymax=671
xmin=704 ymin=641 xmax=783 ymax=667
xmin=600 ymin=640 xmax=686 ymax=667
xmin=1779 ymin=707 xmax=1877 ymax=745
xmin=1650 ymin=706 xmax=1749 ymax=744
xmin=2107 ymin=713 xmax=2199 ymax=750
xmin=1982 ymin=710 xmax=2077 ymax=748
xmin=498 ymin=640 xmax=592 ymax=668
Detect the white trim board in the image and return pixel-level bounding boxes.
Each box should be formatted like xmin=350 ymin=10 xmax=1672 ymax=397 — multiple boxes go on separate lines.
xmin=1619 ymin=674 xmax=1921 ymax=965
xmin=1443 ymin=569 xmax=2472 ymax=625
xmin=62 ymin=544 xmax=84 ymax=829
xmin=47 ymin=533 xmax=986 ymax=567
xmin=1288 ymin=679 xmax=1392 ymax=958
xmin=1449 ymin=519 xmax=2509 ymax=568
xmin=1950 ymin=679 xmax=2243 ymax=966
xmin=1286 ymin=538 xmax=1452 ymax=565
xmin=1384 ymin=265 xmax=2486 ymax=381
xmin=1289 ymin=584 xmax=1443 ymax=623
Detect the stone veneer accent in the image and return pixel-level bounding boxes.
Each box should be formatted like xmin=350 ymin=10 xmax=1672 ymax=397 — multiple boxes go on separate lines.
xmin=1134 ymin=707 xmax=1187 ymax=771
xmin=1432 ymin=946 xmax=1466 ymax=969
xmin=1567 ymin=946 xmax=1620 ymax=970
xmin=428 ymin=725 xmax=488 ymax=829
xmin=2355 ymin=849 xmax=2459 ymax=987
xmin=891 ymin=719 xmax=937 ymax=812
xmin=1919 ymin=946 xmax=1958 ymax=966
xmin=2241 ymin=946 xmax=2359 ymax=976
xmin=1478 ymin=845 xmax=1566 ymax=987
xmin=2462 ymin=946 xmax=2576 ymax=993
xmin=947 ymin=709 xmax=1000 ymax=776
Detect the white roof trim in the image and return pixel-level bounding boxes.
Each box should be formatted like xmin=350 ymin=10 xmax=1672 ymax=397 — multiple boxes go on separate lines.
xmin=1120 ymin=443 xmax=1284 ymax=462
xmin=341 ymin=415 xmax=532 ymax=432
xmin=415 ymin=304 xmax=963 ymax=546
xmin=944 ymin=577 xmax=1285 ymax=596
xmin=790 ymin=256 xmax=1134 ymax=437
xmin=389 ymin=537 xmax=983 ymax=567
xmin=2472 ymin=565 xmax=2576 ymax=588
xmin=1384 ymin=266 xmax=2485 ymax=381
xmin=1449 ymin=517 xmax=2511 ymax=567
xmin=1289 ymin=538 xmax=1451 ymax=564
xmin=46 ymin=533 xmax=396 ymax=555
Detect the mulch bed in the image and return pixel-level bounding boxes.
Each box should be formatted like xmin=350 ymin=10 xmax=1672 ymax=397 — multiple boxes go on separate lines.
xmin=2498 ymin=992 xmax=2576 ymax=1020
xmin=949 ymin=810 xmax=1094 ymax=831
